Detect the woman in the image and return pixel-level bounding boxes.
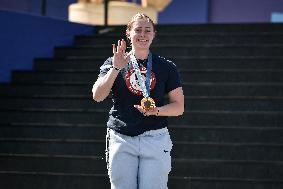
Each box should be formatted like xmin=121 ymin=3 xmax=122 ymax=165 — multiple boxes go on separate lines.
xmin=92 ymin=13 xmax=184 ymax=189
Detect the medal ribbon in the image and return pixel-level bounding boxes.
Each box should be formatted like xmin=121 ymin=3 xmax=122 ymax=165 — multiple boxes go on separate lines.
xmin=130 ymin=51 xmax=152 ymax=98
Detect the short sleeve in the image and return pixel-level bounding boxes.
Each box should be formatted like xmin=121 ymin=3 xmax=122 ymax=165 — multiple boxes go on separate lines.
xmin=165 ymin=61 xmax=182 ymax=93
xmin=98 ymin=57 xmax=113 ymax=78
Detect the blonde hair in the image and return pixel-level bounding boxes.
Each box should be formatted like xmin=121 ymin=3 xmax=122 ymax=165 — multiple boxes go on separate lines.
xmin=126 ymin=13 xmax=156 ymax=35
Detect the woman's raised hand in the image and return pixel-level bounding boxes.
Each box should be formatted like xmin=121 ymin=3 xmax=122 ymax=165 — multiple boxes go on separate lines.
xmin=112 ymin=39 xmax=130 ymax=69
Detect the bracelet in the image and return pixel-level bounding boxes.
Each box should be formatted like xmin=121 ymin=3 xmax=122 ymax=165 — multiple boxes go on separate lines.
xmin=156 ymin=108 xmax=160 ymax=116
xmin=111 ymin=65 xmax=121 ymax=71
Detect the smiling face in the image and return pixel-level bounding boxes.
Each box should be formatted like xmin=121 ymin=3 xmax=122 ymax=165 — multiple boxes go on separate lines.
xmin=126 ymin=19 xmax=155 ymax=51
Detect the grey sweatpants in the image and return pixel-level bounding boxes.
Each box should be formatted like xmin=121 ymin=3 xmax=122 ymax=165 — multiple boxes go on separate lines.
xmin=106 ymin=128 xmax=173 ymax=189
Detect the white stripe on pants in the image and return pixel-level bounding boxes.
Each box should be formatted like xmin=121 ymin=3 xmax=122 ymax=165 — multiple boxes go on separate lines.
xmin=106 ymin=128 xmax=173 ymax=189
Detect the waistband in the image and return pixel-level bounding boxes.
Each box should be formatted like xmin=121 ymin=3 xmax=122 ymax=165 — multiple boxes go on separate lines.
xmin=138 ymin=127 xmax=168 ymax=137
xmin=108 ymin=127 xmax=169 ymax=138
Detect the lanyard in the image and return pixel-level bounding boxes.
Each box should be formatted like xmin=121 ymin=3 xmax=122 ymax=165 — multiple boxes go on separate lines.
xmin=130 ymin=51 xmax=152 ymax=97
xmin=145 ymin=52 xmax=152 ymax=95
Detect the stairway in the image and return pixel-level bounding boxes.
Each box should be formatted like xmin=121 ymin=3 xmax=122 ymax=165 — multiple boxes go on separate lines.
xmin=0 ymin=23 xmax=283 ymax=189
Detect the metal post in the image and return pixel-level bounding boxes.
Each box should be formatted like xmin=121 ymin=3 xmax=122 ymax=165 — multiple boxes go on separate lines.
xmin=40 ymin=0 xmax=46 ymax=16
xmin=104 ymin=0 xmax=109 ymax=26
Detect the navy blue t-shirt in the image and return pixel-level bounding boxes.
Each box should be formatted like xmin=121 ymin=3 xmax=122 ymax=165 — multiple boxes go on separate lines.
xmin=98 ymin=53 xmax=182 ymax=136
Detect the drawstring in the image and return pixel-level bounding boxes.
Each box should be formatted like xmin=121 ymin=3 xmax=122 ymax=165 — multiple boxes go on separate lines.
xmin=105 ymin=128 xmax=110 ymax=170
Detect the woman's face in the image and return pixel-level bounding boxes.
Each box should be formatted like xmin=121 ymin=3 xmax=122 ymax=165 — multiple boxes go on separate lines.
xmin=127 ymin=19 xmax=155 ymax=51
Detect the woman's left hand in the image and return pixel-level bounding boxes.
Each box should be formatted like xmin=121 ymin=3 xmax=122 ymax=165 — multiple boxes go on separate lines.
xmin=134 ymin=105 xmax=158 ymax=116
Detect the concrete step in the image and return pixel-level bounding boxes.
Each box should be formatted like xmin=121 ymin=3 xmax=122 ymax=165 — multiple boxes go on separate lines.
xmin=0 ymin=123 xmax=282 ymax=143
xmin=1 ymin=171 xmax=282 ymax=189
xmin=1 ymin=96 xmax=283 ymax=111
xmin=170 ymin=111 xmax=283 ymax=127
xmin=0 ymin=109 xmax=282 ymax=126
xmin=0 ymin=109 xmax=109 ymax=124
xmin=0 ymin=154 xmax=282 ymax=179
xmin=0 ymin=97 xmax=112 ymax=110
xmin=0 ymin=154 xmax=106 ymax=175
xmin=54 ymin=45 xmax=283 ymax=58
xmin=173 ymin=159 xmax=283 ymax=179
xmin=185 ymin=83 xmax=283 ymax=97
xmin=0 ymin=84 xmax=92 ymax=97
xmin=0 ymin=139 xmax=282 ymax=161
xmin=1 ymin=83 xmax=283 ymax=97
xmin=34 ymin=57 xmax=283 ymax=71
xmin=74 ymin=33 xmax=283 ymax=46
xmin=11 ymin=70 xmax=283 ymax=83
xmin=169 ymin=125 xmax=283 ymax=143
xmin=0 ymin=172 xmax=109 ymax=189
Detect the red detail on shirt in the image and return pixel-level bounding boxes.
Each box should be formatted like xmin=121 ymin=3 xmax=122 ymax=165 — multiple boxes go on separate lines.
xmin=125 ymin=65 xmax=156 ymax=96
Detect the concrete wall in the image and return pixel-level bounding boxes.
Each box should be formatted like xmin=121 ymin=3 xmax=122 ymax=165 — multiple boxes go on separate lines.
xmin=0 ymin=0 xmax=76 ymax=20
xmin=158 ymin=0 xmax=209 ymax=24
xmin=0 ymin=10 xmax=93 ymax=82
xmin=209 ymin=0 xmax=283 ymax=23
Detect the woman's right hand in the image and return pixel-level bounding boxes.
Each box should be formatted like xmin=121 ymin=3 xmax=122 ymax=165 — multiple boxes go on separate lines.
xmin=112 ymin=39 xmax=130 ymax=69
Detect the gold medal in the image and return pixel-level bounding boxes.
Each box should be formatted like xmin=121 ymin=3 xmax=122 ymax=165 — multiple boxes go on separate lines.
xmin=141 ymin=97 xmax=156 ymax=111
